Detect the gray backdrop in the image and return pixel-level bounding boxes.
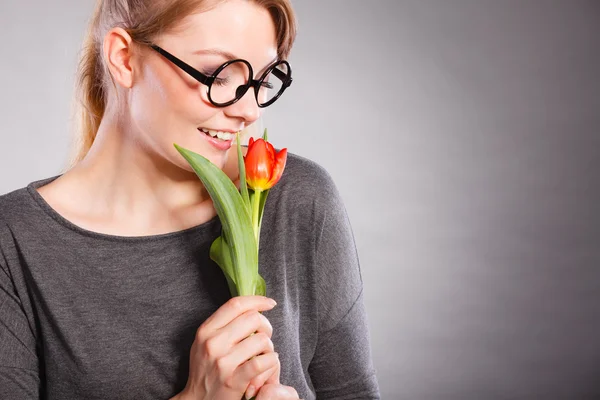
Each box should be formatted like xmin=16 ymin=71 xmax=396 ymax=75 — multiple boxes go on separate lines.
xmin=1 ymin=1 xmax=599 ymax=399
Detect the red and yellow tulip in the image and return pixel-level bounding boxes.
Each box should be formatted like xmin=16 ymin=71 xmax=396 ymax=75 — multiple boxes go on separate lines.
xmin=244 ymin=137 xmax=288 ymax=192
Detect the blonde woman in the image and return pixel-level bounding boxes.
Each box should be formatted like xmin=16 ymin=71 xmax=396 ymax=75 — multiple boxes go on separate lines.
xmin=0 ymin=0 xmax=379 ymax=399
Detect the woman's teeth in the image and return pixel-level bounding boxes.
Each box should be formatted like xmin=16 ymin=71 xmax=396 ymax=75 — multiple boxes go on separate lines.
xmin=199 ymin=128 xmax=236 ymax=141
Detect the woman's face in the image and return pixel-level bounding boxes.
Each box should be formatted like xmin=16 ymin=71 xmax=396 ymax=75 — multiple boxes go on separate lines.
xmin=127 ymin=0 xmax=278 ymax=171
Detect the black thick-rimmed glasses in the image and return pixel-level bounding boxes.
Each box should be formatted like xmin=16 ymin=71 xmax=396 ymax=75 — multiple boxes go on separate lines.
xmin=149 ymin=44 xmax=293 ymax=108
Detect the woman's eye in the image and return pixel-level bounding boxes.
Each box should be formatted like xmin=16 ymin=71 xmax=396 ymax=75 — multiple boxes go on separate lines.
xmin=261 ymin=81 xmax=274 ymax=89
xmin=214 ymin=77 xmax=231 ymax=87
xmin=201 ymin=67 xmax=221 ymax=76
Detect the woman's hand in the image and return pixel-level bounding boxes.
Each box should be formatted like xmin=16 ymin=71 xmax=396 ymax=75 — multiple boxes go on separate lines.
xmin=175 ymin=296 xmax=280 ymax=400
xmin=254 ymin=383 xmax=300 ymax=400
xmin=245 ymin=363 xmax=301 ymax=400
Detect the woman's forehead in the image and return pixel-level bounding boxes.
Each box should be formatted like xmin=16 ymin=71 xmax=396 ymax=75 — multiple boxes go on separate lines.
xmin=164 ymin=1 xmax=278 ymax=65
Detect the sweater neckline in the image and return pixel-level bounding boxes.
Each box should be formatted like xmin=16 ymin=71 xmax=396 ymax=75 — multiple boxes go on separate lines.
xmin=25 ymin=175 xmax=221 ymax=243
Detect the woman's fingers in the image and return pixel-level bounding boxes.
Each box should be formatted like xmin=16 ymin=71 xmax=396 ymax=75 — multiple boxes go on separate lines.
xmin=264 ymin=358 xmax=280 ymax=385
xmin=234 ymin=352 xmax=280 ymax=393
xmin=181 ymin=296 xmax=280 ymax=400
xmin=222 ymin=309 xmax=274 ymax=345
xmin=244 ymin=363 xmax=279 ymax=399
xmin=198 ymin=309 xmax=274 ymax=365
xmin=202 ymin=296 xmax=276 ymax=331
xmin=254 ymin=383 xmax=299 ymax=400
xmin=224 ymin=331 xmax=275 ymax=368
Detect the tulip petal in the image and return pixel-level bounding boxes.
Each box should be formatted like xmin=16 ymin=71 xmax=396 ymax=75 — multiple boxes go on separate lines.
xmin=266 ymin=148 xmax=288 ymax=188
xmin=245 ymin=138 xmax=272 ymax=191
xmin=265 ymin=140 xmax=276 ymax=165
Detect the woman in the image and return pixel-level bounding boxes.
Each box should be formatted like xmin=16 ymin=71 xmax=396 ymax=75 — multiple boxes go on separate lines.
xmin=0 ymin=0 xmax=379 ymax=399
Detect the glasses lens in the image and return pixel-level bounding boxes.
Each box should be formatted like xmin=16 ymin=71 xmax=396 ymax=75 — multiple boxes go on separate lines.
xmin=209 ymin=61 xmax=251 ymax=105
xmin=257 ymin=62 xmax=290 ymax=106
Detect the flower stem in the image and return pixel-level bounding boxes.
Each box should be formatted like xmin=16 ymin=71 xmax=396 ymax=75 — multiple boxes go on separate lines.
xmin=252 ymin=189 xmax=262 ymax=252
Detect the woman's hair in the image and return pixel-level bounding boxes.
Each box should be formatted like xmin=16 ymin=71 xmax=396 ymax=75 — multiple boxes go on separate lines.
xmin=70 ymin=0 xmax=297 ymax=165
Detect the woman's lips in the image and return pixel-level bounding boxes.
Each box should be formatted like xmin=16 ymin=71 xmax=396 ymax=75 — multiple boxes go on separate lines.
xmin=198 ymin=128 xmax=235 ymax=151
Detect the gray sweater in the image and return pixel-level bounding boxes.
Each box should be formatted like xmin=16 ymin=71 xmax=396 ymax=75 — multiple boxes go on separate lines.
xmin=0 ymin=153 xmax=380 ymax=400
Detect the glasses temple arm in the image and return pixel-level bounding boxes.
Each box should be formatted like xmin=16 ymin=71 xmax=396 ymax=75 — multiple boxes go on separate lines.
xmin=150 ymin=45 xmax=211 ymax=86
xmin=271 ymin=67 xmax=291 ymax=85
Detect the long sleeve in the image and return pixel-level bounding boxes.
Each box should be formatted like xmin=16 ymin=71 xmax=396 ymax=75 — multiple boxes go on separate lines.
xmin=307 ymin=169 xmax=380 ymax=399
xmin=0 ymin=222 xmax=41 ymax=399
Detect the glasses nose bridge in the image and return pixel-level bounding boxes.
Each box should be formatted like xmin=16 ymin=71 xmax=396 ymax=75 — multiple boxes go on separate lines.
xmin=235 ymin=84 xmax=250 ymax=100
xmin=231 ymin=73 xmax=263 ymax=108
xmin=233 ymin=61 xmax=262 ymax=104
xmin=226 ymin=83 xmax=261 ymax=122
xmin=232 ymin=81 xmax=260 ymax=107
xmin=250 ymin=77 xmax=264 ymax=98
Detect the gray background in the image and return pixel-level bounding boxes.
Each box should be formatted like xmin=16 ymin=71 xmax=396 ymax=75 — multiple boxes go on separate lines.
xmin=1 ymin=1 xmax=599 ymax=399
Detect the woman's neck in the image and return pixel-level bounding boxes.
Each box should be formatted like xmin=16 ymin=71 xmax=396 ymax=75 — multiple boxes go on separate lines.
xmin=39 ymin=118 xmax=242 ymax=236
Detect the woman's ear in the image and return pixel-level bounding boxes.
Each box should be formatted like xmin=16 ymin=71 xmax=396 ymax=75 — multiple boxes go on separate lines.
xmin=103 ymin=27 xmax=136 ymax=89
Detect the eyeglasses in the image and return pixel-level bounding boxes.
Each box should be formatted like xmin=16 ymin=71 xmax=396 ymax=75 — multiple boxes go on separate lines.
xmin=149 ymin=44 xmax=293 ymax=108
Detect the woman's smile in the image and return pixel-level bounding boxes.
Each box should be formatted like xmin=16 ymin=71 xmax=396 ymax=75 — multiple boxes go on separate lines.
xmin=198 ymin=127 xmax=237 ymax=150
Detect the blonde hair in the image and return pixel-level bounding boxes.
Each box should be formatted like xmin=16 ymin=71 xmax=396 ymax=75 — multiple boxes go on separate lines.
xmin=70 ymin=0 xmax=297 ymax=166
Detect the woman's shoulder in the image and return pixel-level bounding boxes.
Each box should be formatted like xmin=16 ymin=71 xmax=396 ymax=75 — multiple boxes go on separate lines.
xmin=268 ymin=151 xmax=347 ymax=222
xmin=282 ymin=151 xmax=329 ymax=178
xmin=0 ymin=185 xmax=30 ymax=223
xmin=277 ymin=151 xmax=341 ymax=200
xmin=0 ymin=176 xmax=59 ymax=226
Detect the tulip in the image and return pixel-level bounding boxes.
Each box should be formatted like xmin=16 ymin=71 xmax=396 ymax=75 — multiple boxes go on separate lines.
xmin=173 ymin=129 xmax=287 ymax=300
xmin=242 ymin=136 xmax=287 ymax=250
xmin=244 ymin=137 xmax=288 ymax=192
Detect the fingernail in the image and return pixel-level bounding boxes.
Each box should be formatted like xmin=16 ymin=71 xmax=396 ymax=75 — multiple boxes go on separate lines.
xmin=246 ymin=385 xmax=257 ymax=399
xmin=268 ymin=298 xmax=277 ymax=306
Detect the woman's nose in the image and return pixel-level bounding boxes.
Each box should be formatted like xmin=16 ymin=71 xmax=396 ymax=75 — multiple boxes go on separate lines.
xmin=224 ymin=85 xmax=261 ymax=123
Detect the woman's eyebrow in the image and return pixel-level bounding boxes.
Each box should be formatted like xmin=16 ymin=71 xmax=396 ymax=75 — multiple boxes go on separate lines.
xmin=193 ymin=48 xmax=238 ymax=60
xmin=193 ymin=48 xmax=279 ymax=75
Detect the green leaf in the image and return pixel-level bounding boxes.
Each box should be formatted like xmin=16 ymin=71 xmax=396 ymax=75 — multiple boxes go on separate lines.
xmin=210 ymin=236 xmax=239 ymax=297
xmin=236 ymin=133 xmax=250 ymax=211
xmin=174 ymin=143 xmax=258 ymax=296
xmin=255 ymin=274 xmax=266 ymax=297
xmin=262 ymin=128 xmax=268 ymax=141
